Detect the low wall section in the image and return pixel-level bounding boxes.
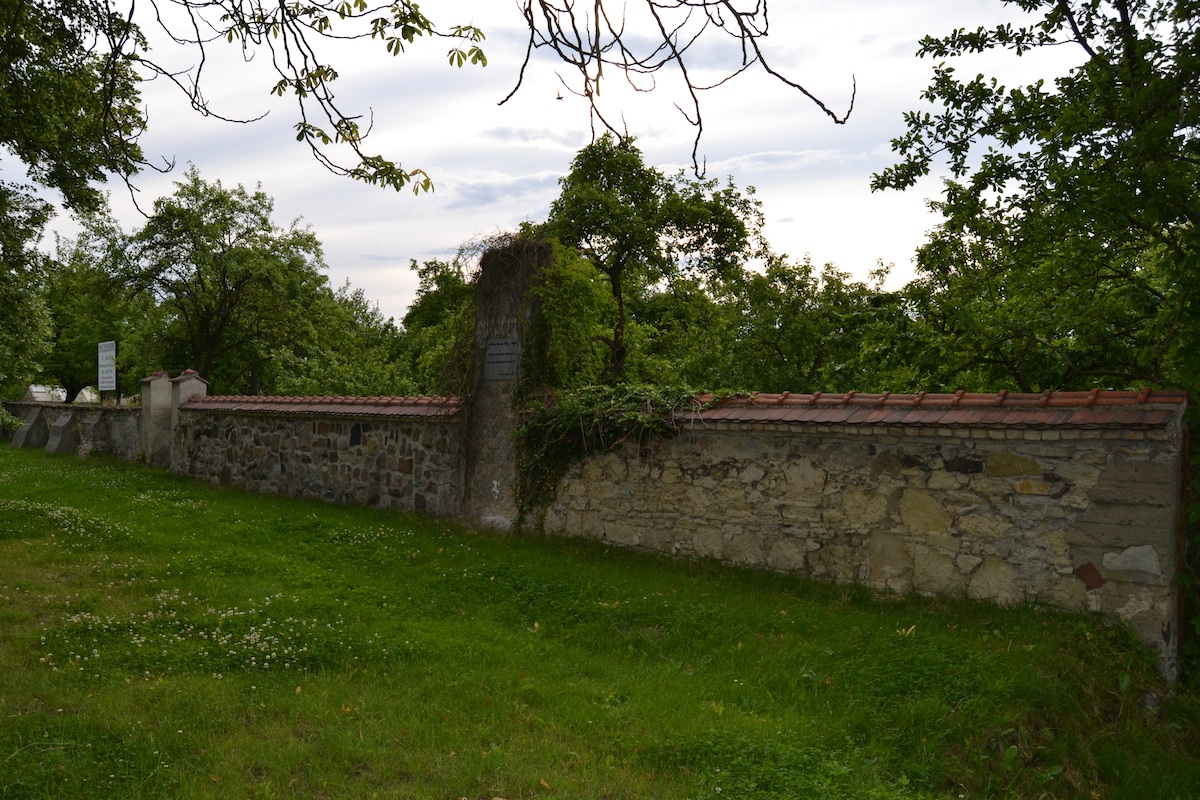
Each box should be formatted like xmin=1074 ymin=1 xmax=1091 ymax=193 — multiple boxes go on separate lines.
xmin=2 ymin=401 xmax=142 ymax=461
xmin=173 ymin=396 xmax=466 ymax=517
xmin=542 ymin=390 xmax=1189 ymax=679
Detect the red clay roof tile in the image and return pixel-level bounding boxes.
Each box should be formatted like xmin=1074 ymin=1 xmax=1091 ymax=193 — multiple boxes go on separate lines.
xmin=688 ymin=390 xmax=1185 ymax=429
xmin=183 ymin=389 xmax=1186 ymax=430
xmin=183 ymin=395 xmax=463 ymax=418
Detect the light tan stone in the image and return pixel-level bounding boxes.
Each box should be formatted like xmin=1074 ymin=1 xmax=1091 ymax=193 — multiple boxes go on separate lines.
xmin=809 ymin=543 xmax=860 ymax=582
xmin=913 ymin=548 xmax=963 ymax=594
xmin=868 ymin=532 xmax=912 ymax=590
xmin=1013 ymin=479 xmax=1053 ymax=495
xmin=724 ymin=531 xmax=766 ymax=566
xmin=766 ymin=537 xmax=808 ymax=572
xmin=956 ymin=553 xmax=983 ymax=573
xmin=926 ymin=470 xmax=962 ymax=491
xmin=692 ymin=527 xmax=724 ymax=559
xmin=1041 ymin=577 xmax=1087 ymax=611
xmin=957 ymin=512 xmax=1012 ymax=539
xmin=660 ymin=466 xmax=683 ymax=485
xmin=1038 ymin=531 xmax=1072 ymax=565
xmin=987 ymin=451 xmax=1041 ymax=477
xmin=968 ymin=559 xmax=1019 ymax=604
xmin=784 ymin=459 xmax=826 ymax=492
xmin=740 ymin=462 xmax=767 ymax=484
xmin=899 ymin=488 xmax=951 ymax=534
xmin=842 ymin=486 xmax=890 ymax=530
xmin=1055 ymin=461 xmax=1102 ymax=488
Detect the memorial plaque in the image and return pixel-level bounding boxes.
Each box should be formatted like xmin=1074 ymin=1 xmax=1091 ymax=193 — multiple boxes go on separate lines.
xmin=483 ymin=337 xmax=519 ymax=381
xmin=98 ymin=341 xmax=117 ymax=391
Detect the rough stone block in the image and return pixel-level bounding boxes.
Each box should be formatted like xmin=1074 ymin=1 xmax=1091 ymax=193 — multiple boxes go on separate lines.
xmin=899 ymin=488 xmax=951 ymax=534
xmin=766 ymin=537 xmax=809 ymax=573
xmin=1040 ymin=576 xmax=1088 ymax=611
xmin=868 ymin=532 xmax=912 ymax=590
xmin=841 ymin=486 xmax=891 ymax=531
xmin=1012 ymin=479 xmax=1053 ymax=495
xmin=912 ymin=548 xmax=963 ymax=594
xmin=1069 ymin=503 xmax=1176 ymax=549
xmin=987 ymin=451 xmax=1041 ymax=477
xmin=968 ymin=558 xmax=1019 ymax=604
xmin=810 ymin=543 xmax=861 ymax=583
xmin=1102 ymin=544 xmax=1163 ymax=576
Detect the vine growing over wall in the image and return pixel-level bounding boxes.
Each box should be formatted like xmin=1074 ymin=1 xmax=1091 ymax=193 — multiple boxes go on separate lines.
xmin=513 ymin=384 xmax=720 ymax=521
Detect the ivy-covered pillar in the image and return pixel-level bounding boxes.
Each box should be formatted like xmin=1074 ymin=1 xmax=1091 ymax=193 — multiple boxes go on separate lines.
xmin=462 ymin=238 xmax=552 ymax=530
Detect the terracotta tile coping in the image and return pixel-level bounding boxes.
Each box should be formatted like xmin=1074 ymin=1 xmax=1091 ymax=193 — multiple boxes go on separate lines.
xmin=184 ymin=395 xmax=463 ymax=418
xmin=182 ymin=389 xmax=1186 ymax=429
xmin=682 ymin=390 xmax=1187 ymax=429
xmin=696 ymin=389 xmax=1188 ymax=409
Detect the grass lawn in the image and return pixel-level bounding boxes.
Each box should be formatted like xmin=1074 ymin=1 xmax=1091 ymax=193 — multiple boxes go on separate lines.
xmin=0 ymin=442 xmax=1196 ymax=799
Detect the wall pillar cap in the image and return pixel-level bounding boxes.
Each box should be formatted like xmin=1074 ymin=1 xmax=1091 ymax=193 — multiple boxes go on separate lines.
xmin=170 ymin=369 xmax=209 ymax=386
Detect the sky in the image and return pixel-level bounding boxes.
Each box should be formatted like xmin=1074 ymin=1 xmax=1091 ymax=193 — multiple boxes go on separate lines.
xmin=40 ymin=1 xmax=1075 ymax=322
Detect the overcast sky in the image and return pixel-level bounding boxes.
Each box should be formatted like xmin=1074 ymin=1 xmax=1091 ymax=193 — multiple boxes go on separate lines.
xmin=41 ymin=1 xmax=1075 ymax=322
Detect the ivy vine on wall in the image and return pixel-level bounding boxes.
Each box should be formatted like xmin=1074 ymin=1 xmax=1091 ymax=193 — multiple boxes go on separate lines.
xmin=513 ymin=384 xmax=723 ymax=523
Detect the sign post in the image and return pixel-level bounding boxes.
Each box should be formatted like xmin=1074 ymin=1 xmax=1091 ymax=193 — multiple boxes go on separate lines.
xmin=98 ymin=341 xmax=117 ymax=394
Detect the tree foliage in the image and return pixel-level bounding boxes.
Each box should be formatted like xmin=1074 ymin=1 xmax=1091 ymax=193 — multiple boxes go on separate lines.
xmin=0 ymin=0 xmax=843 ymax=213
xmin=0 ymin=186 xmax=52 ymax=396
xmin=0 ymin=0 xmax=145 ymax=213
xmin=543 ymin=134 xmax=764 ymax=382
xmin=873 ymin=0 xmax=1200 ymax=393
xmin=271 ymin=281 xmax=413 ymax=397
xmin=130 ymin=168 xmax=329 ymax=394
xmin=43 ymin=210 xmax=151 ymax=400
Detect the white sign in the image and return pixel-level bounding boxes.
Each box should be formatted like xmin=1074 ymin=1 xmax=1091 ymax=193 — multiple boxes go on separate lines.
xmin=483 ymin=337 xmax=519 ymax=381
xmin=98 ymin=341 xmax=117 ymax=392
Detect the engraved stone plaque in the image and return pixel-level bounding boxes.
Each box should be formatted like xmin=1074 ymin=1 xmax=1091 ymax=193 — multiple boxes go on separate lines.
xmin=483 ymin=337 xmax=520 ymax=381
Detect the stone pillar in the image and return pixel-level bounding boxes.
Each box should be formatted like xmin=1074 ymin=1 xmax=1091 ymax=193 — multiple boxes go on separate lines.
xmin=169 ymin=370 xmax=209 ymax=469
xmin=11 ymin=406 xmax=49 ymax=449
xmin=462 ymin=239 xmax=553 ymax=530
xmin=140 ymin=371 xmax=172 ymax=467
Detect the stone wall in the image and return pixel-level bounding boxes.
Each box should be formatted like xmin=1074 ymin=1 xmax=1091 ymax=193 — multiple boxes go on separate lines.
xmin=173 ymin=398 xmax=465 ymax=517
xmin=5 ymin=381 xmax=1190 ymax=678
xmin=2 ymin=401 xmax=141 ymax=461
xmin=542 ymin=394 xmax=1188 ymax=679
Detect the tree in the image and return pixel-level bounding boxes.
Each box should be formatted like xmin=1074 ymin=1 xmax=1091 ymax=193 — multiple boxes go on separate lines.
xmin=42 ymin=210 xmax=150 ymax=401
xmin=0 ymin=186 xmax=52 ymax=397
xmin=873 ymin=0 xmax=1200 ymax=392
xmin=543 ymin=134 xmax=764 ymax=382
xmin=722 ymin=257 xmax=913 ymax=394
xmin=896 ymin=205 xmax=1179 ymax=392
xmin=0 ymin=0 xmax=145 ymax=214
xmin=271 ymin=281 xmax=414 ymax=397
xmin=131 ymin=168 xmax=329 ymax=394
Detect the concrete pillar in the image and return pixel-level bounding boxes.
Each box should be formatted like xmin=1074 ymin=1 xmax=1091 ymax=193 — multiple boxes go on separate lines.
xmin=140 ymin=371 xmax=172 ymax=467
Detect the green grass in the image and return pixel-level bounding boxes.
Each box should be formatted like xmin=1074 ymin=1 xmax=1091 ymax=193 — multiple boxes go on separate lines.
xmin=0 ymin=443 xmax=1196 ymax=799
